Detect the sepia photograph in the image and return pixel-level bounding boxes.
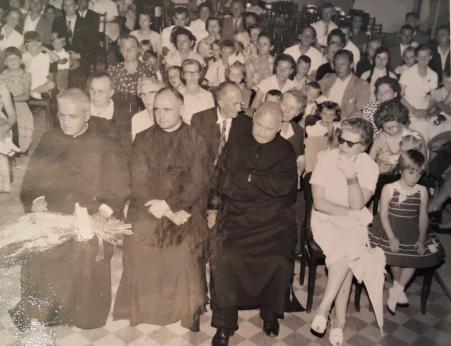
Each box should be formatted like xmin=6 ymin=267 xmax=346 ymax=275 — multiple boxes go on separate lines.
xmin=0 ymin=0 xmax=450 ymax=345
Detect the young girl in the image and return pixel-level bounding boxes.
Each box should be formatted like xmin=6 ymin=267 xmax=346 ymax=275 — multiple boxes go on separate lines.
xmin=369 ymin=150 xmax=444 ymax=314
xmin=302 ymin=81 xmax=322 ymax=118
xmin=370 ymin=100 xmax=426 ymax=175
xmin=166 ymin=66 xmax=183 ymax=91
xmin=293 ymin=55 xmax=312 ymax=91
xmin=305 ymin=100 xmax=340 ymax=138
xmin=0 ymin=47 xmax=34 ymax=153
xmin=361 ymin=47 xmax=397 ymax=102
xmin=226 ymin=62 xmax=253 ymax=108
xmin=51 ymin=34 xmax=70 ymax=91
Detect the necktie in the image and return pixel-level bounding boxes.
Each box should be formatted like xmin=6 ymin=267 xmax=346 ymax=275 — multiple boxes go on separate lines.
xmin=214 ymin=120 xmax=227 ymax=165
xmin=67 ymin=20 xmax=73 ymax=41
xmin=325 ymin=23 xmax=329 ymax=36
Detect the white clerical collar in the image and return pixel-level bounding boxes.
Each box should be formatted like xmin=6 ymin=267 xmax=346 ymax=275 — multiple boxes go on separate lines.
xmin=91 ymin=100 xmax=114 ymax=120
xmin=162 ymin=119 xmax=182 ymax=132
xmin=72 ymin=123 xmax=89 ymax=138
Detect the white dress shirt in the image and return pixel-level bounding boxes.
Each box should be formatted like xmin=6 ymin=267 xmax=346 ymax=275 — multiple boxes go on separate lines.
xmin=283 ymin=45 xmax=326 ymax=73
xmin=23 ymin=14 xmax=41 ymax=33
xmin=328 ymin=74 xmax=352 ymax=105
xmin=0 ymin=28 xmax=23 ymax=50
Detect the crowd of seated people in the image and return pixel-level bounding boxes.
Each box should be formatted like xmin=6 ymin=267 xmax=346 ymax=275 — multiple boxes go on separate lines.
xmin=0 ymin=1 xmax=450 ymax=346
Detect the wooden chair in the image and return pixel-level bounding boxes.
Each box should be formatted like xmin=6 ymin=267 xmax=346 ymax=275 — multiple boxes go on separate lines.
xmin=28 ymin=93 xmax=56 ymax=131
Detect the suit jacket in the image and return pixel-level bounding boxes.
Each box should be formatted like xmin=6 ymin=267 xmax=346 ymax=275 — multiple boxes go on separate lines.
xmin=191 ymin=108 xmax=252 ymax=163
xmin=221 ymin=15 xmax=245 ymax=41
xmin=20 ymin=14 xmax=52 ymax=46
xmin=319 ymin=73 xmax=370 ymax=119
xmin=52 ymin=14 xmax=86 ymax=54
xmin=388 ymin=40 xmax=403 ymax=70
xmin=413 ymin=30 xmax=430 ymax=45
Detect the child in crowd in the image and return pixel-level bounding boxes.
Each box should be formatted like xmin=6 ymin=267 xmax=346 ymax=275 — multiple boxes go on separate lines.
xmin=305 ymin=100 xmax=340 ymax=138
xmin=166 ymin=66 xmax=183 ymax=91
xmin=370 ymin=100 xmax=426 ymax=175
xmin=51 ymin=34 xmax=70 ymax=91
xmin=302 ymin=81 xmax=322 ymax=117
xmin=206 ymin=40 xmax=243 ymax=87
xmin=0 ymin=47 xmax=34 ymax=153
xmin=293 ymin=55 xmax=312 ymax=91
xmin=395 ymin=46 xmax=416 ymax=76
xmin=142 ymin=50 xmax=162 ymax=81
xmin=264 ymin=89 xmax=282 ymax=103
xmin=248 ymin=24 xmax=262 ymax=56
xmin=226 ymin=62 xmax=253 ymax=108
xmin=22 ymin=31 xmax=59 ymax=99
xmin=369 ymin=150 xmax=444 ymax=314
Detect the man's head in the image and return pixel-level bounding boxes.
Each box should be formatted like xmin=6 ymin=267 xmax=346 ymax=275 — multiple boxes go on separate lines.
xmin=299 ymin=26 xmax=316 ymax=47
xmin=198 ymin=3 xmax=211 ymax=22
xmin=415 ymin=44 xmax=433 ymax=69
xmin=88 ymin=72 xmax=114 ymax=108
xmin=399 ymin=24 xmax=414 ymax=45
xmin=405 ymin=12 xmax=419 ymax=29
xmin=57 ymin=88 xmax=91 ymax=136
xmin=217 ymin=81 xmax=243 ymax=119
xmin=173 ymin=6 xmax=188 ymax=27
xmin=63 ymin=0 xmax=76 ymax=17
xmin=77 ymin=0 xmax=89 ymax=12
xmin=367 ymin=38 xmax=382 ymax=60
xmin=333 ymin=49 xmax=353 ymax=78
xmin=29 ymin=0 xmax=43 ymax=14
xmin=436 ymin=25 xmax=450 ymax=48
xmin=138 ymin=77 xmax=165 ymax=111
xmin=206 ymin=17 xmax=221 ymax=36
xmin=252 ymin=102 xmax=283 ymax=144
xmin=338 ymin=21 xmax=352 ymax=41
xmin=320 ymin=3 xmax=335 ymax=22
xmin=327 ymin=28 xmax=346 ymax=48
xmin=326 ymin=41 xmax=341 ymax=63
xmin=231 ymin=0 xmax=244 ymax=18
xmin=119 ymin=35 xmax=139 ymax=62
xmin=24 ymin=31 xmax=42 ymax=55
xmin=153 ymin=87 xmax=184 ymax=131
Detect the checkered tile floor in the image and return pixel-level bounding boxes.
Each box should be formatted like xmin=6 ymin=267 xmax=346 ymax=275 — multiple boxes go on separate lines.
xmin=1 ymin=249 xmax=451 ymax=346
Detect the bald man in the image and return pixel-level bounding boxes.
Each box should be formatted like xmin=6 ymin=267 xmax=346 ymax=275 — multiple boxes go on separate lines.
xmin=12 ymin=88 xmax=130 ymax=331
xmin=210 ymin=102 xmax=298 ymax=345
xmin=114 ymin=87 xmax=211 ymax=331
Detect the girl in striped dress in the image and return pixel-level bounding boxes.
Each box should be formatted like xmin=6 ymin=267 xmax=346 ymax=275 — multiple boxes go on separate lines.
xmin=369 ymin=150 xmax=444 ymax=314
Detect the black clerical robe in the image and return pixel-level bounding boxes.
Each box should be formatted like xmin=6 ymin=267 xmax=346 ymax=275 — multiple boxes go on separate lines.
xmin=113 ymin=123 xmax=211 ymax=328
xmin=17 ymin=126 xmax=130 ymax=329
xmin=211 ymin=131 xmax=298 ymax=317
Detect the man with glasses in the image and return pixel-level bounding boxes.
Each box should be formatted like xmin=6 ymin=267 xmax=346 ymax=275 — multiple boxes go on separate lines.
xmin=319 ymin=49 xmax=370 ymax=119
xmin=11 ymin=88 xmax=130 ymax=331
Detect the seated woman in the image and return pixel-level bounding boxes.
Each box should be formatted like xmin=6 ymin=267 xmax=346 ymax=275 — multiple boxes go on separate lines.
xmin=310 ymin=118 xmax=381 ymax=346
xmin=225 ymin=61 xmax=253 ymax=109
xmin=164 ymin=27 xmax=204 ymax=69
xmin=369 ymin=150 xmax=444 ymax=313
xmin=360 ymin=47 xmax=398 ymax=103
xmin=362 ymin=76 xmax=401 ymax=136
xmin=251 ymin=54 xmax=296 ymax=109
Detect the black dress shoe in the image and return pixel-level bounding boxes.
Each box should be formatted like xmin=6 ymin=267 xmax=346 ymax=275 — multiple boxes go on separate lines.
xmin=212 ymin=328 xmax=234 ymax=346
xmin=263 ymin=320 xmax=279 ymax=337
xmin=189 ymin=315 xmax=200 ymax=332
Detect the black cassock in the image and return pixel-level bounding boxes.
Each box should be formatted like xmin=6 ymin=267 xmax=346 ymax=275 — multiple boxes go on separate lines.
xmin=211 ymin=130 xmax=298 ymax=323
xmin=16 ymin=126 xmax=130 ymax=329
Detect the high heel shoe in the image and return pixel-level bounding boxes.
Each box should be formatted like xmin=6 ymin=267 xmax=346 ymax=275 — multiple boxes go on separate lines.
xmin=329 ymin=327 xmax=343 ymax=346
xmin=311 ymin=314 xmax=328 ymax=336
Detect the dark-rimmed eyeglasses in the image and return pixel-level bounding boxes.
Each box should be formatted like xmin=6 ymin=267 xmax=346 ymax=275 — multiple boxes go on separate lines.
xmin=338 ymin=136 xmax=362 ymax=148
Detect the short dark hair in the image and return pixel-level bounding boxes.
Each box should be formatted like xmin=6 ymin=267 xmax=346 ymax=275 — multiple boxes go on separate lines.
xmin=173 ymin=6 xmax=188 ymax=17
xmin=170 ymin=26 xmax=196 ymax=47
xmin=397 ymin=149 xmax=426 ymax=173
xmin=400 ymin=24 xmax=414 ymax=33
xmin=265 ymin=89 xmax=282 ymax=98
xmin=206 ymin=17 xmax=222 ymax=31
xmin=87 ymin=71 xmax=113 ymax=88
xmin=297 ymin=55 xmax=311 ymax=65
xmin=374 ymin=76 xmax=401 ymax=100
xmin=4 ymin=46 xmax=22 ymax=59
xmin=197 ymin=2 xmax=210 ymax=11
xmin=257 ymin=32 xmax=273 ymax=44
xmin=338 ymin=21 xmax=352 ymax=31
xmin=405 ymin=12 xmax=419 ymax=20
xmin=306 ymin=81 xmax=321 ymax=91
xmin=301 ymin=26 xmax=317 ymax=38
xmin=415 ymin=43 xmax=432 ymax=56
xmin=334 ymin=49 xmax=354 ymax=63
xmin=316 ymin=100 xmax=341 ymax=121
xmin=24 ymin=31 xmax=41 ymax=43
xmin=374 ymin=100 xmax=410 ymax=129
xmin=327 ymin=28 xmax=346 ymax=45
xmin=274 ymin=53 xmax=296 ymax=72
xmin=221 ymin=39 xmax=235 ymax=49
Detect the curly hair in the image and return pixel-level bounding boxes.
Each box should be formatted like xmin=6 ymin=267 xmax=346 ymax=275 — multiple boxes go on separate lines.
xmin=338 ymin=118 xmax=374 ymax=148
xmin=374 ymin=99 xmax=410 ymax=130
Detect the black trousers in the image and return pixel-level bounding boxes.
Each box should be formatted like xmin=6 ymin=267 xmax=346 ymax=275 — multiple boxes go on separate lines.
xmin=211 ymin=305 xmax=277 ymax=331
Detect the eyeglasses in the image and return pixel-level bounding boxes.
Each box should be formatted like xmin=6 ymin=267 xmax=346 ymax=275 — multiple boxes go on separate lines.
xmin=338 ymin=136 xmax=362 ymax=148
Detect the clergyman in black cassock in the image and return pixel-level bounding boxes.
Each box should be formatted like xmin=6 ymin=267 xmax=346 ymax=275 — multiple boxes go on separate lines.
xmin=210 ymin=102 xmax=298 ymax=345
xmin=10 ymin=89 xmax=130 ymax=331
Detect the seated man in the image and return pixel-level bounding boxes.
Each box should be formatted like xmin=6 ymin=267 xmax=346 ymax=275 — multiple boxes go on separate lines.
xmin=10 ymin=88 xmax=130 ymax=331
xmin=319 ymin=49 xmax=370 ymax=119
xmin=210 ymin=102 xmax=298 ymax=346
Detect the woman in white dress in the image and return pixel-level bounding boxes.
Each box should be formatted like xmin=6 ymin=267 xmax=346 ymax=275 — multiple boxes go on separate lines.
xmin=309 ymin=118 xmax=381 ymax=346
xmin=0 ymin=9 xmax=24 ymax=50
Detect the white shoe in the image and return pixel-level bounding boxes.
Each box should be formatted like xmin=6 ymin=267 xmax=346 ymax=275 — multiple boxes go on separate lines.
xmin=329 ymin=327 xmax=343 ymax=346
xmin=311 ymin=314 xmax=328 ymax=335
xmin=398 ymin=290 xmax=409 ymax=305
xmin=387 ymin=283 xmax=403 ymax=314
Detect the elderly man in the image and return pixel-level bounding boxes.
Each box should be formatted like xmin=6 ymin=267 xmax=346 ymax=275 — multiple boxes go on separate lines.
xmin=319 ymin=49 xmax=370 ymax=119
xmin=210 ymin=102 xmax=298 ymax=346
xmin=131 ymin=77 xmax=165 ymax=141
xmin=21 ymin=0 xmax=52 ymax=45
xmin=113 ymin=88 xmax=211 ymax=331
xmin=10 ymin=88 xmax=130 ymax=331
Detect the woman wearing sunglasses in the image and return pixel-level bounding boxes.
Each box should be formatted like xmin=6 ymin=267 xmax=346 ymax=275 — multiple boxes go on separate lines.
xmin=309 ymin=118 xmax=382 ymax=346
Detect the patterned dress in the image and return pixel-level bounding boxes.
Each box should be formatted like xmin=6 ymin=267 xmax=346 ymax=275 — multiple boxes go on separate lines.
xmin=369 ymin=182 xmax=444 ymax=268
xmin=245 ymin=54 xmax=275 ymax=89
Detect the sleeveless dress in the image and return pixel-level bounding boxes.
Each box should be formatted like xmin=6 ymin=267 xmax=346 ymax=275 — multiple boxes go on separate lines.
xmin=369 ymin=182 xmax=444 ymax=268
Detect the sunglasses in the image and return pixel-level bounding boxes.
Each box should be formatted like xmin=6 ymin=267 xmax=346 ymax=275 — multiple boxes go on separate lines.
xmin=338 ymin=136 xmax=362 ymax=148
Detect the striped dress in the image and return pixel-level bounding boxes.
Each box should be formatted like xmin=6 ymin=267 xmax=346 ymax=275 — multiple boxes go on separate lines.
xmin=369 ymin=182 xmax=444 ymax=268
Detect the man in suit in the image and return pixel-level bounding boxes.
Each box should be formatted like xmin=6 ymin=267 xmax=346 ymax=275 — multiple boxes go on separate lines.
xmin=405 ymin=12 xmax=430 ymax=46
xmin=52 ymin=0 xmax=90 ymax=87
xmin=221 ymin=0 xmax=246 ymax=41
xmin=319 ymin=49 xmax=370 ymax=119
xmin=430 ymin=25 xmax=450 ymax=85
xmin=77 ymin=0 xmax=100 ymax=75
xmin=21 ymin=0 xmax=52 ymax=45
xmin=388 ymin=24 xmax=416 ymax=70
